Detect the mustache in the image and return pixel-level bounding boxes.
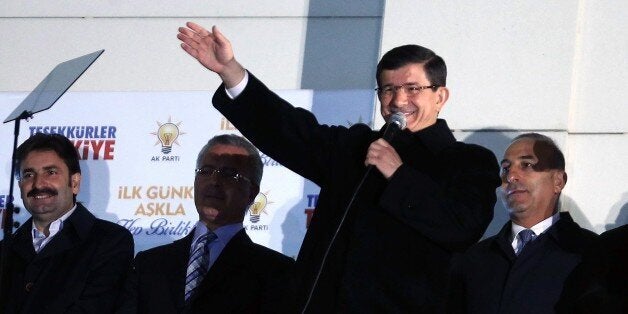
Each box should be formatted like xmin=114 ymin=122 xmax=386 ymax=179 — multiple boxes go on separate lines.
xmin=27 ymin=188 xmax=58 ymax=198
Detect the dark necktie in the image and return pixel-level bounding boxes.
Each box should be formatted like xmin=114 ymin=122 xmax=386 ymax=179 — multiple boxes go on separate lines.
xmin=517 ymin=229 xmax=536 ymax=255
xmin=184 ymin=231 xmax=217 ymax=301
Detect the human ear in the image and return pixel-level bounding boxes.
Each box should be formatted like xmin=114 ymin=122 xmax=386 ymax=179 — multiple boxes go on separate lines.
xmin=553 ymin=171 xmax=566 ymax=193
xmin=70 ymin=173 xmax=81 ymax=194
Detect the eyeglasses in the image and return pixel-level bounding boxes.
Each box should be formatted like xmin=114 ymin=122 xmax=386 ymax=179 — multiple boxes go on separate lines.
xmin=194 ymin=166 xmax=251 ymax=183
xmin=375 ymin=84 xmax=438 ymax=97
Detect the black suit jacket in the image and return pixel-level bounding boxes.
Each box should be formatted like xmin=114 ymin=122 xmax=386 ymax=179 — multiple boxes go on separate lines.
xmin=213 ymin=72 xmax=501 ymax=312
xmin=448 ymin=212 xmax=598 ymax=314
xmin=119 ymin=228 xmax=293 ymax=314
xmin=0 ymin=203 xmax=134 ymax=314
xmin=556 ymin=224 xmax=628 ymax=313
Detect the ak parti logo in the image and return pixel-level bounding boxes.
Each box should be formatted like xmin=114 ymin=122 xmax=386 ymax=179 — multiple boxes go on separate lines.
xmin=150 ymin=117 xmax=186 ymax=155
xmin=249 ymin=191 xmax=273 ymax=223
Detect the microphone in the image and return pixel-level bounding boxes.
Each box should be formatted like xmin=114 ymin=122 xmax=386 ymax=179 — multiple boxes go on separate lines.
xmin=381 ymin=112 xmax=407 ymax=142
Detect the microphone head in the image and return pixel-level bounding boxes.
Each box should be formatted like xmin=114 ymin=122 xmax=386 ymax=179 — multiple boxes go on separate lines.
xmin=388 ymin=112 xmax=407 ymax=130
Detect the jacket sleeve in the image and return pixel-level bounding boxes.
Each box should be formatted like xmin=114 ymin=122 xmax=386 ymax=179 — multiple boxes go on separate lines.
xmin=213 ymin=71 xmax=371 ymax=188
xmin=379 ymin=145 xmax=500 ymax=251
xmin=114 ymin=253 xmax=140 ymax=314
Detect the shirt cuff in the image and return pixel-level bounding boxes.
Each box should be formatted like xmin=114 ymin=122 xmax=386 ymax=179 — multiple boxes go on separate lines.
xmin=225 ymin=70 xmax=249 ymax=99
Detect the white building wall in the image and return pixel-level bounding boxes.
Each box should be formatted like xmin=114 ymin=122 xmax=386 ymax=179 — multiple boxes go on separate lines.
xmin=379 ymin=0 xmax=627 ymax=234
xmin=1 ymin=1 xmax=626 ymax=243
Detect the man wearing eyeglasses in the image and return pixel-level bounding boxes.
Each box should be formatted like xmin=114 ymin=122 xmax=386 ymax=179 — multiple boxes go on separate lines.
xmin=177 ymin=22 xmax=501 ymax=312
xmin=118 ymin=134 xmax=293 ymax=313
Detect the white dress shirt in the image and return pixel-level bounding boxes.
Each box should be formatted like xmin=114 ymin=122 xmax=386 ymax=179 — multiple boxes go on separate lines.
xmin=31 ymin=205 xmax=77 ymax=253
xmin=510 ymin=211 xmax=560 ymax=254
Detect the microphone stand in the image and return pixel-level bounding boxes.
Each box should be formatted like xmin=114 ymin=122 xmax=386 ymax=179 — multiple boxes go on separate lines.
xmin=0 ymin=49 xmax=104 ymax=306
xmin=0 ymin=110 xmax=30 ymax=304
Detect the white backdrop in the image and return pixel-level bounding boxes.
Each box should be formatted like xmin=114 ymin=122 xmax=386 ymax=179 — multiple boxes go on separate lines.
xmin=0 ymin=89 xmax=374 ymax=256
xmin=1 ymin=0 xmax=626 ymax=256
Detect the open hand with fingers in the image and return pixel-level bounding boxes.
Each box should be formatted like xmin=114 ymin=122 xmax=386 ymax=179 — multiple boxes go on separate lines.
xmin=177 ymin=22 xmax=245 ymax=87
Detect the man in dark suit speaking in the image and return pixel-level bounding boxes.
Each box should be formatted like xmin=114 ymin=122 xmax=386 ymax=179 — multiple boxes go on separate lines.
xmin=177 ymin=22 xmax=501 ymax=312
xmin=119 ymin=134 xmax=293 ymax=313
xmin=448 ymin=133 xmax=598 ymax=314
xmin=0 ymin=133 xmax=134 ymax=313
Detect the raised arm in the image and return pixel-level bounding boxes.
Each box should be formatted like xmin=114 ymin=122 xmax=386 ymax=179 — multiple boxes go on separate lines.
xmin=177 ymin=22 xmax=245 ymax=88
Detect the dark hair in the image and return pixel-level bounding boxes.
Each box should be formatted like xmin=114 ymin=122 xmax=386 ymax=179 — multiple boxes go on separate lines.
xmin=376 ymin=44 xmax=447 ymax=89
xmin=512 ymin=133 xmax=565 ymax=171
xmin=16 ymin=133 xmax=81 ymax=177
xmin=196 ymin=134 xmax=263 ymax=186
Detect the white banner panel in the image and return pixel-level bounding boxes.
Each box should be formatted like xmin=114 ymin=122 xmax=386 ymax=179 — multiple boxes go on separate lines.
xmin=0 ymin=89 xmax=376 ymax=257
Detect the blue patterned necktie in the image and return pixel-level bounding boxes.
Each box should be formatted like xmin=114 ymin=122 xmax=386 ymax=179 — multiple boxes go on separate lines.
xmin=185 ymin=231 xmax=217 ymax=301
xmin=516 ymin=229 xmax=536 ymax=255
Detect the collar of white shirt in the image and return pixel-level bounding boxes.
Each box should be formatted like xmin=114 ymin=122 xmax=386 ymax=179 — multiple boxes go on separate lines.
xmin=31 ymin=204 xmax=77 ymax=252
xmin=510 ymin=211 xmax=560 ymax=252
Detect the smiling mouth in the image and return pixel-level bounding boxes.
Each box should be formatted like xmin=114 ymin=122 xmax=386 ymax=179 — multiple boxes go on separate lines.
xmin=391 ymin=109 xmax=416 ymax=115
xmin=32 ymin=194 xmax=54 ymax=199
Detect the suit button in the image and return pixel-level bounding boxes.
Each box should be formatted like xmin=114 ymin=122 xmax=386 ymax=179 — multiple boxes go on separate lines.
xmin=25 ymin=282 xmax=34 ymax=292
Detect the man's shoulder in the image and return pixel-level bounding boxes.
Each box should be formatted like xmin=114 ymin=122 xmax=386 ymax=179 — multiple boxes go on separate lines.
xmin=428 ymin=140 xmax=501 ymax=187
xmin=600 ymin=224 xmax=628 ymax=243
xmin=555 ymin=213 xmax=598 ymax=243
xmin=136 ymin=236 xmax=189 ymax=259
xmin=70 ymin=204 xmax=133 ymax=242
xmin=466 ymin=234 xmax=501 ymax=254
xmin=447 ymin=140 xmax=498 ymax=163
xmin=578 ymin=224 xmax=627 ymax=258
xmin=93 ymin=217 xmax=132 ymax=236
xmin=247 ymin=242 xmax=294 ymax=266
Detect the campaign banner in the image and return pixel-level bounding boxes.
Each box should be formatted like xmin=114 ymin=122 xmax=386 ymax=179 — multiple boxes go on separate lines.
xmin=0 ymin=89 xmax=375 ymax=257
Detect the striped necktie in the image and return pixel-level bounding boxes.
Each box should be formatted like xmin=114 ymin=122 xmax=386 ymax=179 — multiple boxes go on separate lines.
xmin=184 ymin=231 xmax=217 ymax=301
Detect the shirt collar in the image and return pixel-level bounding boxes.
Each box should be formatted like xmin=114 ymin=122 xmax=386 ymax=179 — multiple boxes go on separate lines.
xmin=31 ymin=204 xmax=77 ymax=252
xmin=191 ymin=221 xmax=243 ymax=248
xmin=31 ymin=204 xmax=77 ymax=238
xmin=511 ymin=211 xmax=561 ymax=242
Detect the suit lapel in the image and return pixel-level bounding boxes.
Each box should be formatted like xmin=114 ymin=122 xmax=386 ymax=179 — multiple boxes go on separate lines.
xmin=493 ymin=221 xmax=517 ymax=262
xmin=9 ymin=219 xmax=37 ymax=262
xmin=35 ymin=204 xmax=95 ymax=260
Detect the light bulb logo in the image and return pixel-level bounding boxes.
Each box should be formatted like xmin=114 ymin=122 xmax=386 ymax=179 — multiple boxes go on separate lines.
xmin=151 ymin=117 xmax=185 ymax=154
xmin=249 ymin=192 xmax=269 ymax=223
xmin=157 ymin=123 xmax=179 ymax=154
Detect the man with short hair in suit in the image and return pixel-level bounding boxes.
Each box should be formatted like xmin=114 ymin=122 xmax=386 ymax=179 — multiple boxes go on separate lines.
xmin=119 ymin=134 xmax=293 ymax=313
xmin=0 ymin=133 xmax=134 ymax=313
xmin=447 ymin=133 xmax=598 ymax=314
xmin=176 ymin=22 xmax=500 ymax=313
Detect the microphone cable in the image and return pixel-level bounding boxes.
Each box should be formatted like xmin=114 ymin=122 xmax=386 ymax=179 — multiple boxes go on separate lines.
xmin=300 ymin=112 xmax=406 ymax=313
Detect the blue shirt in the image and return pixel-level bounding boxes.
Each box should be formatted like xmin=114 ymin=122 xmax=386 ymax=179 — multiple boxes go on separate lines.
xmin=189 ymin=221 xmax=243 ymax=269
